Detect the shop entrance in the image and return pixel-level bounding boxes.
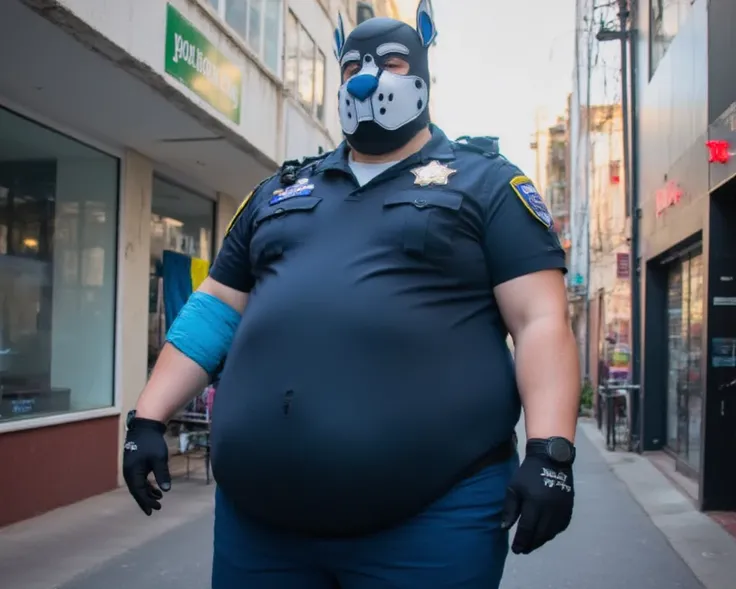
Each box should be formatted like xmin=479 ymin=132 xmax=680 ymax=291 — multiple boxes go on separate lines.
xmin=664 ymin=247 xmax=704 ymax=477
xmin=703 ymin=185 xmax=736 ymax=510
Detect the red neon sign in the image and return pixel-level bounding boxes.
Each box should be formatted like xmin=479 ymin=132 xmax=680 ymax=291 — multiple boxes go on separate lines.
xmin=706 ymin=139 xmax=732 ymax=164
xmin=655 ymin=181 xmax=682 ymax=217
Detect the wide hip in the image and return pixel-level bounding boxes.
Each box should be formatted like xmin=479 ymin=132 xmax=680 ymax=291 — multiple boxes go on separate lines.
xmin=212 ymin=453 xmax=519 ymax=589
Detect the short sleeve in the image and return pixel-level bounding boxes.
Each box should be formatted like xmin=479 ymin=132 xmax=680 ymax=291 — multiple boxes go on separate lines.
xmin=209 ymin=183 xmax=267 ymax=293
xmin=481 ymin=164 xmax=567 ymax=287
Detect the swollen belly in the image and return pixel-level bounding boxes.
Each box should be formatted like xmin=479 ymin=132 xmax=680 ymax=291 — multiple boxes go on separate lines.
xmin=210 ymin=293 xmax=519 ymax=535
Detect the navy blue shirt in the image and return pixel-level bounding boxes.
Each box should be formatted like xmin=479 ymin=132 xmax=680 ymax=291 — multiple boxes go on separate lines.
xmin=209 ymin=126 xmax=566 ymax=536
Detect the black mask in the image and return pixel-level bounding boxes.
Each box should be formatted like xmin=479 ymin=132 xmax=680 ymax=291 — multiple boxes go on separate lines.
xmin=334 ymin=0 xmax=437 ymax=155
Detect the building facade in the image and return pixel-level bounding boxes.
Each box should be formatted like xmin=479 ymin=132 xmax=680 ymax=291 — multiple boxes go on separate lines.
xmin=0 ymin=0 xmax=366 ymax=527
xmin=585 ymin=105 xmax=629 ymax=387
xmin=569 ymin=0 xmax=628 ymax=382
xmin=530 ymin=107 xmax=573 ymax=270
xmin=635 ymin=0 xmax=736 ymax=511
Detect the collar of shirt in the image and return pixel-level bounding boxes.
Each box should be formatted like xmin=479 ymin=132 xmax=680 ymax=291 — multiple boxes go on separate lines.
xmin=313 ymin=124 xmax=456 ymax=180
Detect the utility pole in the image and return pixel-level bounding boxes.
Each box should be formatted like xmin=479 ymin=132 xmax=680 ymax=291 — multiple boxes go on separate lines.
xmin=627 ymin=0 xmax=642 ymax=448
xmin=583 ymin=17 xmax=593 ymax=383
xmin=597 ymin=0 xmax=641 ymax=449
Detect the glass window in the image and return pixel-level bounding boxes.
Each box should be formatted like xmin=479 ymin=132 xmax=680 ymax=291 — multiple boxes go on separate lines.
xmin=284 ymin=11 xmax=299 ymax=94
xmin=223 ymin=0 xmax=281 ymax=73
xmin=0 ymin=107 xmax=118 ymax=423
xmin=665 ymin=250 xmax=704 ymax=473
xmin=666 ymin=262 xmax=683 ymax=451
xmin=148 ymin=179 xmax=215 ymax=372
xmin=650 ymin=0 xmax=691 ymax=75
xmin=686 ymin=253 xmax=704 ymax=472
xmin=247 ymin=0 xmax=263 ymax=57
xmin=677 ymin=257 xmax=691 ymax=461
xmin=263 ymin=0 xmax=281 ymax=72
xmin=315 ymin=49 xmax=326 ymax=122
xmin=225 ymin=0 xmax=248 ymax=39
xmin=207 ymin=0 xmax=220 ymax=10
xmin=298 ymin=25 xmax=316 ymax=110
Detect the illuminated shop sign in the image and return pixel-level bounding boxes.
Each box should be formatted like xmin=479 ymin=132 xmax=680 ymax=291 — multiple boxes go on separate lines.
xmin=655 ymin=181 xmax=682 ymax=217
xmin=706 ymin=139 xmax=733 ymax=164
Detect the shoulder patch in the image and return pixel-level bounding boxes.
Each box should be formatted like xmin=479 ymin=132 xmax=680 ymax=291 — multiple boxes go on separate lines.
xmin=225 ymin=190 xmax=255 ymax=236
xmin=224 ymin=175 xmax=274 ymax=235
xmin=509 ymin=175 xmax=552 ymax=228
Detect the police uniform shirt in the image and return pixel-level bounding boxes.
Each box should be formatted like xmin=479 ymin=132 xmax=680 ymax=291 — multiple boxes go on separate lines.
xmin=208 ymin=125 xmax=566 ymax=536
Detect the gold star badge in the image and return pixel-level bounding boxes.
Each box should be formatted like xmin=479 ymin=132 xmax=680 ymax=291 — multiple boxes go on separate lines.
xmin=411 ymin=160 xmax=457 ymax=187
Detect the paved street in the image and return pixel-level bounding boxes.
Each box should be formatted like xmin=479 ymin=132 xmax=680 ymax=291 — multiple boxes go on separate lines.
xmin=501 ymin=427 xmax=703 ymax=589
xmin=2 ymin=422 xmax=733 ymax=589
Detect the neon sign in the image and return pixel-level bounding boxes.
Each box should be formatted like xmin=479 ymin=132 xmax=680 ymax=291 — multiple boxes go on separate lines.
xmin=706 ymin=139 xmax=732 ymax=164
xmin=655 ymin=181 xmax=682 ymax=217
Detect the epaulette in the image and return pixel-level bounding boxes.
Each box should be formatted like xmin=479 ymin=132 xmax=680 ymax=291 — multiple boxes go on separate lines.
xmin=453 ymin=135 xmax=501 ymax=159
xmin=279 ymin=150 xmax=333 ymax=186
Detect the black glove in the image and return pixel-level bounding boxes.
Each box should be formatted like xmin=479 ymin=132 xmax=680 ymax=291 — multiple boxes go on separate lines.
xmin=123 ymin=417 xmax=172 ymax=515
xmin=500 ymin=440 xmax=575 ymax=554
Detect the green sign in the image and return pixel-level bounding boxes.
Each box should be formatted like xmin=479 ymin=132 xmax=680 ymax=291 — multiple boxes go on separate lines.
xmin=164 ymin=4 xmax=242 ymax=123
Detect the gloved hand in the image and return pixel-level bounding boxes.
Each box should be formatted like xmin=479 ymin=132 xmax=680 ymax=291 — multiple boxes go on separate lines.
xmin=500 ymin=445 xmax=574 ymax=554
xmin=123 ymin=417 xmax=172 ymax=515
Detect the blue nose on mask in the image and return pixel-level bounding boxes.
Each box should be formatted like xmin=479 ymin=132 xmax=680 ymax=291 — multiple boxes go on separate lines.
xmin=346 ymin=74 xmax=379 ymax=101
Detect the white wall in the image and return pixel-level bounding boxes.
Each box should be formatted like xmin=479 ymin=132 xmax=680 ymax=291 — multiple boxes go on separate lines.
xmin=284 ymin=103 xmax=334 ymax=160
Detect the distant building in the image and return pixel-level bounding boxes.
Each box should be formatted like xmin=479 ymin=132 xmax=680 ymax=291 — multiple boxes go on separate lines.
xmin=529 ymin=105 xmax=572 ymax=269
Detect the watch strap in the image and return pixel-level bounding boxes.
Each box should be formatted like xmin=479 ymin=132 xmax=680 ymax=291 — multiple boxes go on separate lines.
xmin=526 ymin=437 xmax=576 ymax=464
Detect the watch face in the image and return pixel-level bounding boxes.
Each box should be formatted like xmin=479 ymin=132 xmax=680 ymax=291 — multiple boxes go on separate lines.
xmin=548 ymin=438 xmax=573 ymax=463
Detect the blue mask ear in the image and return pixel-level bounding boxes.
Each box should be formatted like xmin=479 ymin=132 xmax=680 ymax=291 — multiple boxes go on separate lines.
xmin=333 ymin=13 xmax=346 ymax=59
xmin=416 ymin=0 xmax=437 ymax=47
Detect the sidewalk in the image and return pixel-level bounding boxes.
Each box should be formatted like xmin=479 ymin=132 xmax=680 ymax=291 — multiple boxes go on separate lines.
xmin=572 ymin=420 xmax=736 ymax=589
xmin=1 ymin=421 xmax=734 ymax=589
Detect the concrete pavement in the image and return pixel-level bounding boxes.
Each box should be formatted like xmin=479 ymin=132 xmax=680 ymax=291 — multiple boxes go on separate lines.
xmin=1 ymin=421 xmax=733 ymax=588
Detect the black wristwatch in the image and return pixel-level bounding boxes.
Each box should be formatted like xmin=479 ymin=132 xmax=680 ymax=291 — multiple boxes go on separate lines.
xmin=526 ymin=437 xmax=576 ymax=466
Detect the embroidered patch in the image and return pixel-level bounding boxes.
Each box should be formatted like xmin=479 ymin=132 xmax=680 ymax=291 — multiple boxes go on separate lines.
xmin=269 ymin=179 xmax=314 ymax=205
xmin=225 ymin=190 xmax=255 ymax=235
xmin=509 ymin=175 xmax=552 ymax=228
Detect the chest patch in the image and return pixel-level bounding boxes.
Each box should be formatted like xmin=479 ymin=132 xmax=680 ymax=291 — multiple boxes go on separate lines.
xmin=269 ymin=178 xmax=315 ymax=205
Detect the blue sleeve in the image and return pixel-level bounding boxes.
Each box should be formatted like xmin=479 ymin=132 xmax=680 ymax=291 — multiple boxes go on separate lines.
xmin=209 ymin=179 xmax=271 ymax=292
xmin=481 ymin=162 xmax=567 ymax=287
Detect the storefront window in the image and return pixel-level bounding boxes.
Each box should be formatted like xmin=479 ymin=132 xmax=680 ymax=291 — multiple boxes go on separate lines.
xmin=148 ymin=178 xmax=214 ymax=372
xmin=666 ymin=264 xmax=683 ymax=451
xmin=686 ymin=254 xmax=704 ymax=471
xmin=665 ymin=250 xmax=704 ymax=472
xmin=0 ymin=107 xmax=119 ymax=423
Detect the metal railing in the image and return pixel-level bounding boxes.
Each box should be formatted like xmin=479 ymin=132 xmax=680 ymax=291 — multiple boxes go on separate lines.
xmin=597 ymin=382 xmax=641 ymax=453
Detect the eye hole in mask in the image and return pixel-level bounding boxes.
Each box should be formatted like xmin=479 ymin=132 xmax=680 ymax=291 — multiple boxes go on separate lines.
xmin=342 ymin=56 xmax=410 ymax=82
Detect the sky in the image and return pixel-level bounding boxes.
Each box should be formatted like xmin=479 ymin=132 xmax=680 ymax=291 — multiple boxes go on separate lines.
xmin=418 ymin=0 xmax=577 ymax=175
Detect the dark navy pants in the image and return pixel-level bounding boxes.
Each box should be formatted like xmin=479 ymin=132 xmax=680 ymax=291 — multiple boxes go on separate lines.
xmin=212 ymin=455 xmax=518 ymax=589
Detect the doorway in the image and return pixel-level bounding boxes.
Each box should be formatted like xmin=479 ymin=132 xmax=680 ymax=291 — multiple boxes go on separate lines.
xmin=704 ymin=183 xmax=736 ymax=510
xmin=664 ymin=246 xmax=704 ymax=476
